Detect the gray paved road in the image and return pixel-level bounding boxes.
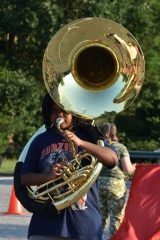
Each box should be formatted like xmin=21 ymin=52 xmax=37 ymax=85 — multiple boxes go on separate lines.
xmin=0 ymin=177 xmax=31 ymax=240
xmin=0 ymin=177 xmax=130 ymax=240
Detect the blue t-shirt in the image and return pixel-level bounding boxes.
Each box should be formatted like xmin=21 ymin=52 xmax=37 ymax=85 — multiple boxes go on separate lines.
xmin=21 ymin=127 xmax=103 ymax=240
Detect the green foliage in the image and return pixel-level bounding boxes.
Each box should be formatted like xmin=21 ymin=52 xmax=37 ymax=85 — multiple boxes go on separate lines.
xmin=0 ymin=67 xmax=44 ymax=157
xmin=0 ymin=1 xmax=63 ymax=78
xmin=127 ymin=139 xmax=159 ymax=151
xmin=0 ymin=0 xmax=159 ymax=159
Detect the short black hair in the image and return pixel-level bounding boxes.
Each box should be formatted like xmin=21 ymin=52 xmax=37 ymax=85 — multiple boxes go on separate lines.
xmin=42 ymin=93 xmax=56 ymax=130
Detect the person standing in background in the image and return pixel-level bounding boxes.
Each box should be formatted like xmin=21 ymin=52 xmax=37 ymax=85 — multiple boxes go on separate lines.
xmin=98 ymin=123 xmax=136 ymax=238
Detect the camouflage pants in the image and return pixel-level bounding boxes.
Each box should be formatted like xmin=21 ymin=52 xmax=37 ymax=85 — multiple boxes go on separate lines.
xmin=98 ymin=176 xmax=127 ymax=237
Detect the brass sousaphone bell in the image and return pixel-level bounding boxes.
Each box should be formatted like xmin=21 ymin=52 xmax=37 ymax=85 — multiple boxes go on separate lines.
xmin=43 ymin=17 xmax=144 ymax=119
xmin=28 ymin=17 xmax=145 ymax=211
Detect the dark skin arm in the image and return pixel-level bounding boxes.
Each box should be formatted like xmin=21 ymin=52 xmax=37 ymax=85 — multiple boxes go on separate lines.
xmin=64 ymin=130 xmax=118 ymax=167
xmin=21 ymin=161 xmax=67 ymax=186
xmin=21 ymin=130 xmax=117 ymax=186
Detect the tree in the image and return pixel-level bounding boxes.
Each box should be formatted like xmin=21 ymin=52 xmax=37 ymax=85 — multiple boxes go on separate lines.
xmin=0 ymin=0 xmax=159 ymax=157
xmin=0 ymin=67 xmax=44 ymax=157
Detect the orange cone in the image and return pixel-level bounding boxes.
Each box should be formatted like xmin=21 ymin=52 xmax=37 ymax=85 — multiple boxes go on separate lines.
xmin=6 ymin=185 xmax=26 ymax=215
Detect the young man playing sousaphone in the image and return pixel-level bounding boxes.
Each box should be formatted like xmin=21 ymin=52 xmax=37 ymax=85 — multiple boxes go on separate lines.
xmin=14 ymin=93 xmax=117 ymax=240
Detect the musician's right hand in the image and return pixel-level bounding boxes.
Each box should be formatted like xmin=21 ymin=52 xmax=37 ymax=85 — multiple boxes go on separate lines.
xmin=50 ymin=160 xmax=67 ymax=177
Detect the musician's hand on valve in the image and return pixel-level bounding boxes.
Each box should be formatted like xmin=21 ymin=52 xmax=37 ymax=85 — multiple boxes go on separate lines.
xmin=50 ymin=161 xmax=67 ymax=178
xmin=64 ymin=130 xmax=82 ymax=147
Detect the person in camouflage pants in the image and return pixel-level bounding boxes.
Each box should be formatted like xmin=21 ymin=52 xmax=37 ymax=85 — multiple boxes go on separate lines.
xmin=98 ymin=123 xmax=136 ymax=238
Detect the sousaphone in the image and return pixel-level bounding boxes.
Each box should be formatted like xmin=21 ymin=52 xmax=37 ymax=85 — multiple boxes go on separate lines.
xmin=28 ymin=17 xmax=145 ymax=211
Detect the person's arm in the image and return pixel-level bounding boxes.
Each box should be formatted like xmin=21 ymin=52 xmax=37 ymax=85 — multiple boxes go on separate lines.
xmin=64 ymin=130 xmax=118 ymax=168
xmin=21 ymin=172 xmax=54 ymax=186
xmin=21 ymin=161 xmax=67 ymax=186
xmin=120 ymin=156 xmax=136 ymax=173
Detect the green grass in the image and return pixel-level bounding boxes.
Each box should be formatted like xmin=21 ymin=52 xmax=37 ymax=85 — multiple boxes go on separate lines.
xmin=0 ymin=158 xmax=17 ymax=175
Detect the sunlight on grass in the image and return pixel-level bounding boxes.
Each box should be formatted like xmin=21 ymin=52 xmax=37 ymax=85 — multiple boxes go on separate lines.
xmin=0 ymin=158 xmax=17 ymax=175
